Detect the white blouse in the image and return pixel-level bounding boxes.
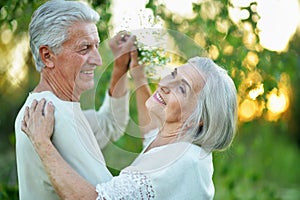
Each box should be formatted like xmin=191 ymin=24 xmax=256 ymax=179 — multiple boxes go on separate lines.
xmin=96 ymin=129 xmax=215 ymax=200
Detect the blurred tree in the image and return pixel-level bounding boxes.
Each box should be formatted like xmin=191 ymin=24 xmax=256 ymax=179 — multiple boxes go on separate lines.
xmin=146 ymin=0 xmax=300 ymax=144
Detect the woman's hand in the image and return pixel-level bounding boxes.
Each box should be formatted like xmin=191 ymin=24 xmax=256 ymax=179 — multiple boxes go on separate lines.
xmin=129 ymin=50 xmax=147 ymax=86
xmin=21 ymin=99 xmax=55 ymax=148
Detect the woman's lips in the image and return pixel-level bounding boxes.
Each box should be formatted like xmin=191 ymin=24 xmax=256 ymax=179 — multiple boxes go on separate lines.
xmin=154 ymin=92 xmax=166 ymax=105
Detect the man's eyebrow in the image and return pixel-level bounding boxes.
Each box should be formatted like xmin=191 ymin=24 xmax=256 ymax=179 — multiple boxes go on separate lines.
xmin=78 ymin=40 xmax=100 ymax=45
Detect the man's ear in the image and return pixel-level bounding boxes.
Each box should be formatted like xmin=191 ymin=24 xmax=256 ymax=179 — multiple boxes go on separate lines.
xmin=39 ymin=46 xmax=55 ymax=68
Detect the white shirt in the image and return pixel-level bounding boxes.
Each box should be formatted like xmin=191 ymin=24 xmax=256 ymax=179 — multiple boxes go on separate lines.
xmin=96 ymin=129 xmax=215 ymax=200
xmin=15 ymin=91 xmax=129 ymax=200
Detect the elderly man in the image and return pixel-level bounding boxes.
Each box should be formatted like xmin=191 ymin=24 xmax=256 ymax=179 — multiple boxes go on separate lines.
xmin=14 ymin=0 xmax=135 ymax=199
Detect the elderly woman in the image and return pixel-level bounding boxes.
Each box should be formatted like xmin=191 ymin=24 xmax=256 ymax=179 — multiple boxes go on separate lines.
xmin=21 ymin=54 xmax=237 ymax=199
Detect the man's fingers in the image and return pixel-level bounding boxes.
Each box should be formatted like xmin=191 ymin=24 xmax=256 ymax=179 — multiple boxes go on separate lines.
xmin=116 ymin=30 xmax=130 ymax=42
xmin=123 ymin=35 xmax=136 ymax=50
xmin=109 ymin=31 xmax=130 ymax=48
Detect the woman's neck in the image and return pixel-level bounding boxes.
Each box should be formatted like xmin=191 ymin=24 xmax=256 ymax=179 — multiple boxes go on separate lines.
xmin=145 ymin=122 xmax=183 ymax=152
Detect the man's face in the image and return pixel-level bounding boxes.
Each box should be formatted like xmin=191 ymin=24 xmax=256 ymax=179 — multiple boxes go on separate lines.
xmin=52 ymin=22 xmax=102 ymax=96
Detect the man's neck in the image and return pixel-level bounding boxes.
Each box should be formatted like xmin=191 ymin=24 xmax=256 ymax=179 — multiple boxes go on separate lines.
xmin=34 ymin=72 xmax=80 ymax=102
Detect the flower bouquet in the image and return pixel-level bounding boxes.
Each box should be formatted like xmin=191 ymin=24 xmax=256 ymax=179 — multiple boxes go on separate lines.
xmin=136 ymin=40 xmax=171 ymax=79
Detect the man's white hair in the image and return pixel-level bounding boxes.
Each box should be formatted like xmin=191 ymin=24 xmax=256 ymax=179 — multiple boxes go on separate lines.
xmin=29 ymin=0 xmax=100 ymax=72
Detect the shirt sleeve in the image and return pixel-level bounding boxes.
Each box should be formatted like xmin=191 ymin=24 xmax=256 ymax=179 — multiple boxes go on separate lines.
xmin=95 ymin=170 xmax=155 ymax=200
xmin=83 ymin=90 xmax=129 ymax=149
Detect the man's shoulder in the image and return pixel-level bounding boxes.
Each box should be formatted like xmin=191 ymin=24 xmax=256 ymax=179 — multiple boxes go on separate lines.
xmin=15 ymin=91 xmax=78 ymax=126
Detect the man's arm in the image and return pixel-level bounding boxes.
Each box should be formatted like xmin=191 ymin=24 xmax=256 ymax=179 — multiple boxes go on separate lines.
xmin=84 ymin=91 xmax=129 ymax=149
xmin=84 ymin=33 xmax=136 ymax=148
xmin=108 ymin=32 xmax=136 ymax=97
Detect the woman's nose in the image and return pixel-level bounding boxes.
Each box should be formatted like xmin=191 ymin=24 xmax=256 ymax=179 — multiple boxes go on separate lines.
xmin=161 ymin=86 xmax=170 ymax=94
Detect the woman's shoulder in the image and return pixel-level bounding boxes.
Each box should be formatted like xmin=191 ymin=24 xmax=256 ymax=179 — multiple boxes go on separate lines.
xmin=168 ymin=142 xmax=212 ymax=166
xmin=130 ymin=142 xmax=212 ymax=173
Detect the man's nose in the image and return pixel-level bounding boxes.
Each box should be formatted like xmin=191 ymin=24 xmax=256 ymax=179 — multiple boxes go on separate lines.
xmin=89 ymin=48 xmax=102 ymax=67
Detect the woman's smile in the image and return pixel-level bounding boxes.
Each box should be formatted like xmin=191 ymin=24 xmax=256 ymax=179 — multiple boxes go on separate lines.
xmin=153 ymin=92 xmax=166 ymax=105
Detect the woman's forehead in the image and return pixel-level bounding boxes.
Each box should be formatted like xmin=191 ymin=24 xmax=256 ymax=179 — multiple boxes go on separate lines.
xmin=178 ymin=63 xmax=205 ymax=92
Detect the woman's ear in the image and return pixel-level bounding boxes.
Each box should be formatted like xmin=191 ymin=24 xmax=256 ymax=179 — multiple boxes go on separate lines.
xmin=39 ymin=46 xmax=55 ymax=68
xmin=199 ymin=120 xmax=204 ymax=127
xmin=196 ymin=120 xmax=204 ymax=137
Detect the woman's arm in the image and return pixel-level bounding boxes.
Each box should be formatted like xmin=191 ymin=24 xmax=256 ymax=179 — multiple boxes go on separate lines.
xmin=21 ymin=99 xmax=97 ymax=200
xmin=129 ymin=50 xmax=155 ymax=137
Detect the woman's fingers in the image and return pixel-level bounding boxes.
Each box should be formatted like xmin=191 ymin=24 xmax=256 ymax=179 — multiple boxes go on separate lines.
xmin=130 ymin=50 xmax=139 ymax=68
xmin=45 ymin=102 xmax=54 ymax=122
xmin=36 ymin=98 xmax=46 ymax=116
xmin=21 ymin=106 xmax=30 ymax=134
xmin=24 ymin=106 xmax=29 ymax=123
xmin=29 ymin=99 xmax=38 ymax=116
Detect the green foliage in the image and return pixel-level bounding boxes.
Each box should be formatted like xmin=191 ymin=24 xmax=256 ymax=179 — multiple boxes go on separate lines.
xmin=213 ymin=120 xmax=300 ymax=200
xmin=0 ymin=184 xmax=18 ymax=200
xmin=146 ymin=0 xmax=300 ymax=139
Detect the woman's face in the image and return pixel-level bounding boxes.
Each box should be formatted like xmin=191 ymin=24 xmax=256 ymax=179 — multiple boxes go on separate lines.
xmin=146 ymin=63 xmax=205 ymax=125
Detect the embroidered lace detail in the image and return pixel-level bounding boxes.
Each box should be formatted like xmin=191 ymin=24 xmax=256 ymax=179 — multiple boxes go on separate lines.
xmin=96 ymin=170 xmax=155 ymax=200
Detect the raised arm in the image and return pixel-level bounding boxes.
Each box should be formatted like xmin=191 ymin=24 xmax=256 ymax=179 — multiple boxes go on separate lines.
xmin=21 ymin=99 xmax=97 ymax=200
xmin=129 ymin=50 xmax=155 ymax=137
xmin=84 ymin=32 xmax=136 ymax=148
xmin=108 ymin=31 xmax=136 ymax=97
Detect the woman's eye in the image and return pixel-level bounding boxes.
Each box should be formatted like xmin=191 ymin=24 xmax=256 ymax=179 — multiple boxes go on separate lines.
xmin=179 ymin=86 xmax=186 ymax=94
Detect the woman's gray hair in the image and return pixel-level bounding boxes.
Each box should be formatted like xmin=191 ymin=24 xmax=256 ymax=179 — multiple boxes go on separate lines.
xmin=182 ymin=57 xmax=237 ymax=152
xmin=29 ymin=0 xmax=100 ymax=72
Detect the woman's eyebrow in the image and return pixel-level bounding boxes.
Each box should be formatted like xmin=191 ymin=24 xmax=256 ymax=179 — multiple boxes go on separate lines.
xmin=181 ymin=78 xmax=191 ymax=90
xmin=171 ymin=68 xmax=178 ymax=76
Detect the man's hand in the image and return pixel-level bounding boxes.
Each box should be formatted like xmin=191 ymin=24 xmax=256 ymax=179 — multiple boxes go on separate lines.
xmin=108 ymin=31 xmax=137 ymax=97
xmin=109 ymin=31 xmax=137 ymax=73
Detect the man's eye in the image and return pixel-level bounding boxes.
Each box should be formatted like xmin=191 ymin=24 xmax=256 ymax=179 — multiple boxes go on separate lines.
xmin=79 ymin=46 xmax=89 ymax=54
xmin=82 ymin=45 xmax=89 ymax=50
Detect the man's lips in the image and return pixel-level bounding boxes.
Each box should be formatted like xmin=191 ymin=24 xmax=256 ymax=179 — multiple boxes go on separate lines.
xmin=80 ymin=68 xmax=96 ymax=77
